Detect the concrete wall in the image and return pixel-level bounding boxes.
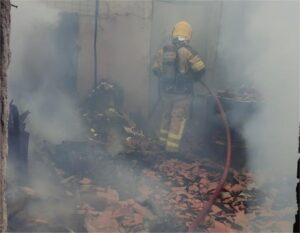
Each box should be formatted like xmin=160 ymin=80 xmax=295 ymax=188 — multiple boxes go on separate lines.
xmin=76 ymin=14 xmax=95 ymax=98
xmin=43 ymin=0 xmax=223 ymax=116
xmin=77 ymin=1 xmax=152 ymax=117
xmin=98 ymin=1 xmax=152 ymax=116
xmin=77 ymin=1 xmax=223 ymax=117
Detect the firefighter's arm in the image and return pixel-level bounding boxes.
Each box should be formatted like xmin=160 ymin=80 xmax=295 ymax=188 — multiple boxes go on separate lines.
xmin=188 ymin=49 xmax=205 ymax=81
xmin=189 ymin=52 xmax=205 ymax=72
xmin=152 ymin=49 xmax=163 ymax=77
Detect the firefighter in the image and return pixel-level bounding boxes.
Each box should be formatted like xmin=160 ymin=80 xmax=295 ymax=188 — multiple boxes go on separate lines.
xmin=152 ymin=20 xmax=205 ymax=152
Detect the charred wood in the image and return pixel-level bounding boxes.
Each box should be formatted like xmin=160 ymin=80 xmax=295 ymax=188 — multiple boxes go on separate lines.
xmin=8 ymin=102 xmax=30 ymax=184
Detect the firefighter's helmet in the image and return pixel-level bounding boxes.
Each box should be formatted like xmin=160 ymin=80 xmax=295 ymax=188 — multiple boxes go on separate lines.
xmin=172 ymin=20 xmax=192 ymax=41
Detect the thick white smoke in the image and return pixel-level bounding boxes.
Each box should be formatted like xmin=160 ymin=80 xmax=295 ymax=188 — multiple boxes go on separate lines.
xmin=6 ymin=1 xmax=299 ymax=230
xmin=216 ymin=1 xmax=299 ymax=228
xmin=8 ymin=0 xmax=86 ymax=143
xmin=243 ymin=2 xmax=298 ymax=176
xmin=217 ymin=1 xmax=299 ymax=177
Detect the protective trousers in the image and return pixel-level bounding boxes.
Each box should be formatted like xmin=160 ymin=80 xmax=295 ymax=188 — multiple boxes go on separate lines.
xmin=159 ymin=93 xmax=192 ymax=152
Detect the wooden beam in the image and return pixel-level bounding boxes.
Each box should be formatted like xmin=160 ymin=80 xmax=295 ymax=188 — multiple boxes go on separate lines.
xmin=0 ymin=0 xmax=11 ymax=232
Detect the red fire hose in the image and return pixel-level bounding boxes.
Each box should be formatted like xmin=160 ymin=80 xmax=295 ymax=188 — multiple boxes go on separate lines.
xmin=188 ymin=81 xmax=232 ymax=232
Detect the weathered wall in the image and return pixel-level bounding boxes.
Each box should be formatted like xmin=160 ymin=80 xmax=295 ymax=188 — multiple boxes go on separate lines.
xmin=99 ymin=1 xmax=152 ymax=117
xmin=77 ymin=1 xmax=223 ymax=116
xmin=77 ymin=1 xmax=152 ymax=117
xmin=43 ymin=0 xmax=223 ymax=116
xmin=77 ymin=14 xmax=94 ymax=97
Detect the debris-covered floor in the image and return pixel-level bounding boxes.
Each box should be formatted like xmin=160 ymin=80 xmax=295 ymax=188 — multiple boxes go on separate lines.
xmin=7 ymin=83 xmax=294 ymax=232
xmin=8 ymin=141 xmax=294 ymax=232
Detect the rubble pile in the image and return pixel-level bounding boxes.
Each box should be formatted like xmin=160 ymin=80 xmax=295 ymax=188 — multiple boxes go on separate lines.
xmin=80 ymin=81 xmax=128 ymax=143
xmin=217 ymin=86 xmax=260 ymax=103
xmin=7 ymin=83 xmax=292 ymax=232
xmin=205 ymin=87 xmax=260 ymax=168
xmin=58 ymin=153 xmax=295 ymax=232
xmin=82 ymin=192 xmax=156 ymax=232
xmin=8 ymin=139 xmax=293 ymax=232
xmin=80 ymin=80 xmax=159 ymax=154
xmin=137 ymin=159 xmax=293 ymax=232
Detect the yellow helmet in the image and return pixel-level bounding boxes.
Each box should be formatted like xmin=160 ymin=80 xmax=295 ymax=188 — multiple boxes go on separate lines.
xmin=172 ymin=20 xmax=192 ymax=40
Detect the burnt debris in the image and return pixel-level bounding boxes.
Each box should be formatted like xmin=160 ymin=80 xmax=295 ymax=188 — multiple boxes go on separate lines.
xmin=6 ymin=84 xmax=294 ymax=232
xmin=8 ymin=101 xmax=30 ymax=184
xmin=205 ymin=88 xmax=258 ymax=168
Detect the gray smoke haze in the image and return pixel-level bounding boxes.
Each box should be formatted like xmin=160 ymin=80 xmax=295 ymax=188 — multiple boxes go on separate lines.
xmin=217 ymin=1 xmax=299 ymax=176
xmin=7 ymin=2 xmax=157 ymax=228
xmin=243 ymin=2 xmax=298 ymax=177
xmin=8 ymin=0 xmax=86 ymax=144
xmin=7 ymin=2 xmax=88 ymax=227
xmin=9 ymin=1 xmax=298 ymax=173
xmin=6 ymin=0 xmax=299 ymax=230
xmin=216 ymin=1 xmax=299 ymax=228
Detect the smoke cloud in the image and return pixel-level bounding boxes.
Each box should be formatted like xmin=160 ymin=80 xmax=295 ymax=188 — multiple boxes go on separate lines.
xmin=6 ymin=0 xmax=299 ymax=231
xmin=242 ymin=2 xmax=298 ymax=176
xmin=216 ymin=1 xmax=299 ymax=228
xmin=217 ymin=1 xmax=299 ymax=176
xmin=8 ymin=0 xmax=86 ymax=144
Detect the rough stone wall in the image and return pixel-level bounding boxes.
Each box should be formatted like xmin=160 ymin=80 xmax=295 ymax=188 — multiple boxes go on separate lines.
xmin=0 ymin=0 xmax=11 ymax=231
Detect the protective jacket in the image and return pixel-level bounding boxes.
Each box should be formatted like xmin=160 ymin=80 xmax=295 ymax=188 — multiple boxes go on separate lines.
xmin=152 ymin=42 xmax=205 ymax=152
xmin=153 ymin=43 xmax=205 ymax=94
